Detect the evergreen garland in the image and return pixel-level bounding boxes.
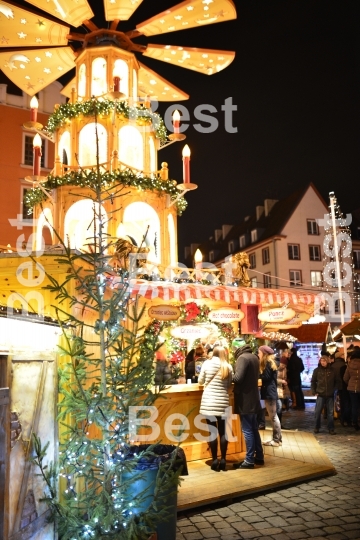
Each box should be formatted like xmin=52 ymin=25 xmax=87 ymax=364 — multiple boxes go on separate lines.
xmin=24 ymin=168 xmax=188 ymax=215
xmin=45 ymin=99 xmax=167 ymax=142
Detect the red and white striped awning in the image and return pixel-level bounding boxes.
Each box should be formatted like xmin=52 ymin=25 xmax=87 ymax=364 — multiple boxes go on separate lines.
xmin=129 ymin=280 xmax=319 ymax=308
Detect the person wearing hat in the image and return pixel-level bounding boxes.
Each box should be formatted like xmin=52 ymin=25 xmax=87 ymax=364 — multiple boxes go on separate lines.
xmin=232 ymin=344 xmax=264 ymax=469
xmin=258 ymin=346 xmax=282 ymax=447
xmin=343 ymin=349 xmax=360 ymax=430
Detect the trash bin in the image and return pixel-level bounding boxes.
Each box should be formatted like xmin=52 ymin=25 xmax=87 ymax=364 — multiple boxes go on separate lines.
xmin=120 ymin=444 xmax=188 ymax=540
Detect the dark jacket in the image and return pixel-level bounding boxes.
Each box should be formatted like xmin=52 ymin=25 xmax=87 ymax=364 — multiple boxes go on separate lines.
xmin=332 ymin=356 xmax=347 ymax=390
xmin=155 ymin=361 xmax=178 ymax=385
xmin=343 ymin=354 xmax=360 ymax=393
xmin=233 ymin=345 xmax=261 ymax=414
xmin=185 ymin=360 xmax=195 ymax=380
xmin=287 ymin=351 xmax=305 ymax=386
xmin=260 ymin=363 xmax=278 ymax=400
xmin=311 ymin=364 xmax=335 ymax=397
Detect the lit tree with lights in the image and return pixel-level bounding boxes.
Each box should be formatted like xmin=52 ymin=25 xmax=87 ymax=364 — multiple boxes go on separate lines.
xmin=321 ymin=192 xmax=355 ymax=325
xmin=30 ymin=109 xmax=182 ymax=540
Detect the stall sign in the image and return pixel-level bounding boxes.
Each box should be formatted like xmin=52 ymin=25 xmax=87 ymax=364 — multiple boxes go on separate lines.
xmin=170 ymin=325 xmax=210 ymax=339
xmin=148 ymin=305 xmax=181 ymax=321
xmin=266 ymin=321 xmax=303 ymax=329
xmin=208 ymin=308 xmax=244 ymax=322
xmin=258 ymin=308 xmax=296 ymax=323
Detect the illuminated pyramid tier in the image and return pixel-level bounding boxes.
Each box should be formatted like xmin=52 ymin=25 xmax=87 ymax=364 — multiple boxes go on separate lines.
xmin=31 ymin=45 xmax=180 ymax=269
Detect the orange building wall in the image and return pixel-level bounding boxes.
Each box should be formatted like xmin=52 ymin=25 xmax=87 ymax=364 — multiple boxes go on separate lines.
xmin=0 ymin=104 xmax=54 ymax=248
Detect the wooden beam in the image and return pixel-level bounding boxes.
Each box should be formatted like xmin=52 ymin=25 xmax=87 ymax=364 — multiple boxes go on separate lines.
xmin=110 ymin=19 xmax=120 ymax=31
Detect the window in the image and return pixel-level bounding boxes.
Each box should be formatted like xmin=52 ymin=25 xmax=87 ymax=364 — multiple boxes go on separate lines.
xmin=309 ymin=245 xmax=321 ymax=261
xmin=289 ymin=270 xmax=302 ymax=287
xmin=354 ymin=250 xmax=360 ymax=270
xmin=335 ymin=299 xmax=345 ymax=315
xmin=288 ymin=244 xmax=300 ymax=260
xmin=251 ymin=229 xmax=257 ymax=242
xmin=249 ymin=252 xmax=256 ymax=269
xmin=228 ymin=241 xmax=234 ymax=253
xmin=307 ymin=219 xmax=319 ymax=235
xmin=209 ymin=251 xmax=214 ymax=263
xmin=263 ymin=273 xmax=271 ymax=288
xmin=24 ymin=135 xmax=46 ymax=167
xmin=239 ymin=235 xmax=245 ymax=248
xmin=262 ymin=247 xmax=270 ymax=265
xmin=310 ymin=270 xmax=322 ymax=287
xmin=21 ymin=187 xmax=33 ymax=222
xmin=251 ymin=277 xmax=257 ymax=288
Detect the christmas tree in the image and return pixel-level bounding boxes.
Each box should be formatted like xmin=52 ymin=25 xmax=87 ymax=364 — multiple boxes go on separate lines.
xmin=30 ymin=112 xmax=182 ymax=540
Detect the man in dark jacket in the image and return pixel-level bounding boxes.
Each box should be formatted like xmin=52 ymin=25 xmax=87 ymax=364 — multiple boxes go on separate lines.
xmin=287 ymin=347 xmax=305 ymax=410
xmin=232 ymin=344 xmax=264 ymax=469
xmin=333 ymin=350 xmax=351 ymax=426
xmin=311 ymin=356 xmax=338 ymax=434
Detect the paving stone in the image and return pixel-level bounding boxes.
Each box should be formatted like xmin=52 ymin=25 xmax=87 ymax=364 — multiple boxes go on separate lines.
xmin=181 ymin=533 xmax=204 ymax=540
xmin=205 ymin=516 xmax=224 ymax=523
xmin=323 ymin=526 xmax=346 ymax=534
xmin=231 ymin=522 xmax=255 ymax=532
xmin=343 ymin=530 xmax=360 ymax=538
xmin=178 ymin=525 xmax=200 ymax=534
xmin=242 ymin=515 xmax=265 ymax=524
xmin=216 ymin=507 xmax=235 ymax=517
xmin=341 ymin=516 xmax=360 ymax=523
xmin=326 ymin=534 xmax=348 ymax=539
xmin=199 ymin=529 xmax=221 ymax=538
xmin=305 ymin=529 xmax=325 ymax=538
xmin=189 ymin=516 xmax=208 ymax=524
xmin=239 ymin=532 xmax=264 ymax=539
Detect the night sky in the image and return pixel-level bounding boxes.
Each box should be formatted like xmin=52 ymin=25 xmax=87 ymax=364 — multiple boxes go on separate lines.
xmin=7 ymin=1 xmax=360 ymax=261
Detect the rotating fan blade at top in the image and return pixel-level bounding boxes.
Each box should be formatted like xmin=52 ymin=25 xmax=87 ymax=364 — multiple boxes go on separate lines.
xmin=144 ymin=44 xmax=235 ymax=75
xmin=19 ymin=0 xmax=94 ymax=28
xmin=0 ymin=1 xmax=75 ymax=95
xmin=136 ymin=0 xmax=236 ymax=37
xmin=104 ymin=0 xmax=145 ymax=22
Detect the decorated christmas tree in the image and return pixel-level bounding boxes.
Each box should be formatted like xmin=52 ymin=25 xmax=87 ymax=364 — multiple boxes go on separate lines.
xmin=30 ymin=112 xmax=183 ymax=540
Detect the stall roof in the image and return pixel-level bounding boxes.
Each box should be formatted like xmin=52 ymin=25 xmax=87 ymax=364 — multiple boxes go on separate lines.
xmin=339 ymin=316 xmax=360 ymax=337
xmin=129 ymin=280 xmax=318 ymax=307
xmin=286 ymin=323 xmax=331 ymax=343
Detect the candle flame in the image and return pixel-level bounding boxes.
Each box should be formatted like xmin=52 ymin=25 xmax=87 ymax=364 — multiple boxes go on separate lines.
xmin=194 ymin=249 xmax=202 ymax=263
xmin=182 ymin=144 xmax=191 ymax=158
xmin=173 ymin=109 xmax=181 ymax=122
xmin=30 ymin=96 xmax=38 ymax=109
xmin=33 ymin=134 xmax=42 ymax=148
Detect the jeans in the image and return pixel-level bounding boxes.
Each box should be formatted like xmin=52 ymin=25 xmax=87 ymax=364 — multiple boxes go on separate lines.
xmin=314 ymin=396 xmax=334 ymax=431
xmin=265 ymin=399 xmax=282 ymax=442
xmin=349 ymin=392 xmax=360 ymax=426
xmin=239 ymin=413 xmax=264 ymax=465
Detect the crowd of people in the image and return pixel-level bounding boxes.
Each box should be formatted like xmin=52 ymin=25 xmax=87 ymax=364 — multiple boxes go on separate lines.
xmin=154 ymin=340 xmax=360 ymax=470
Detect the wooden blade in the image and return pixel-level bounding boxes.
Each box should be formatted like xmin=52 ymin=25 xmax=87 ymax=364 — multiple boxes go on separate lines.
xmin=138 ymin=62 xmax=189 ymax=101
xmin=144 ymin=44 xmax=235 ymax=75
xmin=0 ymin=46 xmax=75 ymax=96
xmin=104 ymin=0 xmax=145 ymax=22
xmin=0 ymin=1 xmax=69 ymax=47
xmin=136 ymin=0 xmax=236 ymax=36
xmin=21 ymin=0 xmax=94 ymax=28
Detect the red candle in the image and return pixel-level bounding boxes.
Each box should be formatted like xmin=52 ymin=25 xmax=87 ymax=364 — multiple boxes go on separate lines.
xmin=182 ymin=144 xmax=190 ymax=184
xmin=173 ymin=110 xmax=180 ymax=134
xmin=113 ymin=76 xmax=120 ymax=92
xmin=30 ymin=96 xmax=38 ymax=122
xmin=33 ymin=134 xmax=42 ymax=176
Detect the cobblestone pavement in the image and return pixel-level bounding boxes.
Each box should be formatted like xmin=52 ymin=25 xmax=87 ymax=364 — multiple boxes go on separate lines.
xmin=176 ymin=403 xmax=360 ymax=540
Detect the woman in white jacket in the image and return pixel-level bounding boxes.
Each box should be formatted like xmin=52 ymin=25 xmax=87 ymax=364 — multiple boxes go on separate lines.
xmin=198 ymin=346 xmax=233 ymax=471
